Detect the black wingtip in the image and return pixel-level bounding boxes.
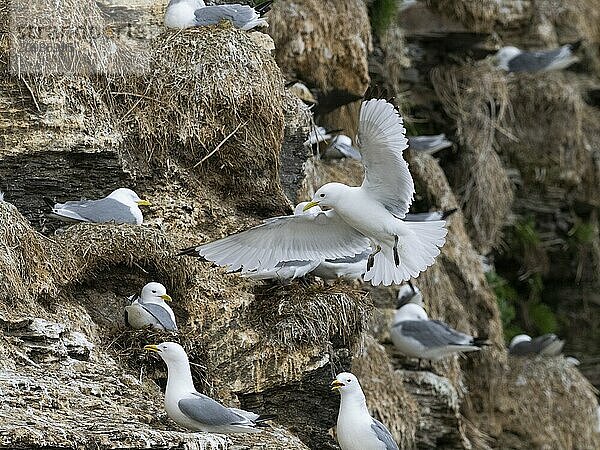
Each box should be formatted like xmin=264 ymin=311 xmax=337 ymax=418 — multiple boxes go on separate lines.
xmin=473 ymin=336 xmax=490 ymax=347
xmin=177 ymin=246 xmax=201 ymax=257
xmin=42 ymin=196 xmax=55 ymax=208
xmin=255 ymin=414 xmax=277 ymax=424
xmin=568 ymin=39 xmax=583 ymax=52
xmin=254 ymin=0 xmax=274 ymax=16
xmin=441 ymin=208 xmax=458 ymax=220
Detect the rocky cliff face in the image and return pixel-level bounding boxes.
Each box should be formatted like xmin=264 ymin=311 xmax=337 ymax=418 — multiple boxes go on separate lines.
xmin=1 ymin=0 xmax=599 ymax=449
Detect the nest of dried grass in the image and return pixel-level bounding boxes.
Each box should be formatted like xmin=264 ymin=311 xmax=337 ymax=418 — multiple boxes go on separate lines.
xmin=249 ymin=282 xmax=371 ymax=350
xmin=492 ymin=357 xmax=600 ymax=449
xmin=431 ymin=63 xmax=514 ymax=253
xmin=0 ymin=201 xmax=58 ymax=308
xmin=113 ymin=24 xmax=288 ymax=214
xmin=1 ymin=0 xmax=145 ymax=76
xmin=427 ymin=0 xmax=499 ymax=31
xmin=499 ymin=74 xmax=589 ymax=201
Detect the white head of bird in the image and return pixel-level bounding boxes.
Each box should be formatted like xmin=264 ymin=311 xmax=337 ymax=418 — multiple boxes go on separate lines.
xmin=331 ymin=372 xmax=365 ymax=401
xmin=509 ymin=334 xmax=532 ymax=348
xmin=140 ymin=282 xmax=172 ymax=303
xmin=144 ymin=342 xmax=189 ymax=366
xmin=395 ymin=303 xmax=429 ymax=321
xmin=494 ymin=46 xmax=522 ymax=70
xmin=304 ymin=182 xmax=351 ymax=211
xmin=108 ymin=188 xmax=151 ymax=207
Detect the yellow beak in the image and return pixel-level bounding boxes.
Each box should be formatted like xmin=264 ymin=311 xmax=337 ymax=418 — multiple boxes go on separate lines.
xmin=137 ymin=199 xmax=152 ymax=206
xmin=160 ymin=294 xmax=172 ymax=302
xmin=331 ymin=380 xmax=345 ymax=391
xmin=144 ymin=344 xmax=160 ymax=353
xmin=303 ymin=201 xmax=320 ymax=212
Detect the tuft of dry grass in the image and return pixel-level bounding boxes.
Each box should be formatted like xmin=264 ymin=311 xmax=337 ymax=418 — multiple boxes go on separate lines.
xmin=431 ymin=63 xmax=514 ymax=253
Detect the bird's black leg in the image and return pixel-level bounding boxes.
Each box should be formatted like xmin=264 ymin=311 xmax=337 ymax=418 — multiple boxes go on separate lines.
xmin=367 ymin=245 xmax=382 ymax=271
xmin=393 ymin=235 xmax=400 ymax=266
xmin=407 ymin=279 xmax=415 ymax=293
xmin=417 ymin=359 xmax=421 ymax=370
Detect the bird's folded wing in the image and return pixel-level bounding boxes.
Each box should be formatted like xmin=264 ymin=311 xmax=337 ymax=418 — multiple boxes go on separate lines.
xmin=179 ymin=393 xmax=251 ymax=427
xmin=358 ymin=99 xmax=414 ymax=218
xmin=54 ymin=198 xmax=133 ymax=223
xmin=139 ymin=303 xmax=177 ymax=331
xmin=333 ymin=142 xmax=362 ymax=160
xmin=194 ymin=5 xmax=257 ymax=27
xmin=399 ymin=320 xmax=471 ymax=347
xmin=191 ymin=210 xmax=370 ymax=271
xmin=371 ymin=418 xmax=399 ymax=450
xmin=510 ymin=49 xmax=562 ymax=72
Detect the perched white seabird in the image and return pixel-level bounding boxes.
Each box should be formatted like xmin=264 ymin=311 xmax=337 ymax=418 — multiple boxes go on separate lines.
xmin=125 ymin=282 xmax=178 ymax=332
xmin=508 ymin=334 xmax=565 ymax=357
xmin=396 ymin=282 xmax=424 ymax=308
xmin=494 ymin=41 xmax=581 ymax=73
xmin=164 ymin=0 xmax=272 ymax=30
xmin=322 ymin=134 xmax=362 ymax=160
xmin=44 ymin=188 xmax=150 ymax=225
xmin=144 ymin=342 xmax=274 ymax=433
xmin=179 ymin=99 xmax=447 ymax=287
xmin=408 ymin=134 xmax=453 ymax=155
xmin=390 ymin=304 xmax=486 ymax=364
xmin=332 ymin=372 xmax=399 ymax=450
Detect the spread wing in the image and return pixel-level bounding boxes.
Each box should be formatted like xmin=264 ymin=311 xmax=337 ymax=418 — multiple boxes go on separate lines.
xmin=371 ymin=418 xmax=399 ymax=450
xmin=178 ymin=393 xmax=251 ymax=427
xmin=395 ymin=320 xmax=473 ymax=347
xmin=51 ymin=197 xmax=135 ymax=224
xmin=182 ymin=210 xmax=370 ymax=272
xmin=194 ymin=5 xmax=258 ymax=28
xmin=139 ymin=303 xmax=177 ymax=332
xmin=358 ymin=99 xmax=414 ymax=218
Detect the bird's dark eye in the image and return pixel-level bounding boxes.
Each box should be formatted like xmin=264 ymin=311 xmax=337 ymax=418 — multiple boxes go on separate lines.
xmin=152 ymin=290 xmax=156 ymax=293
xmin=347 ymin=379 xmax=351 ymax=383
xmin=320 ymin=193 xmax=325 ymax=198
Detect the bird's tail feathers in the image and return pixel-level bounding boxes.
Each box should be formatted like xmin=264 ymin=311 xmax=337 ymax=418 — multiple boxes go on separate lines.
xmin=364 ymin=220 xmax=447 ymax=286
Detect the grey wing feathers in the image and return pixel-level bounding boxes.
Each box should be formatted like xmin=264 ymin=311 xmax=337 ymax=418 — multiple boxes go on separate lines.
xmin=509 ymin=48 xmax=565 ymax=72
xmin=324 ymin=248 xmax=370 ymax=264
xmin=179 ymin=393 xmax=250 ymax=427
xmin=400 ymin=320 xmax=473 ymax=347
xmin=139 ymin=303 xmax=177 ymax=331
xmin=194 ymin=5 xmax=256 ymax=28
xmin=371 ymin=418 xmax=399 ymax=450
xmin=56 ymin=198 xmax=135 ymax=224
xmin=510 ymin=334 xmax=563 ymax=356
